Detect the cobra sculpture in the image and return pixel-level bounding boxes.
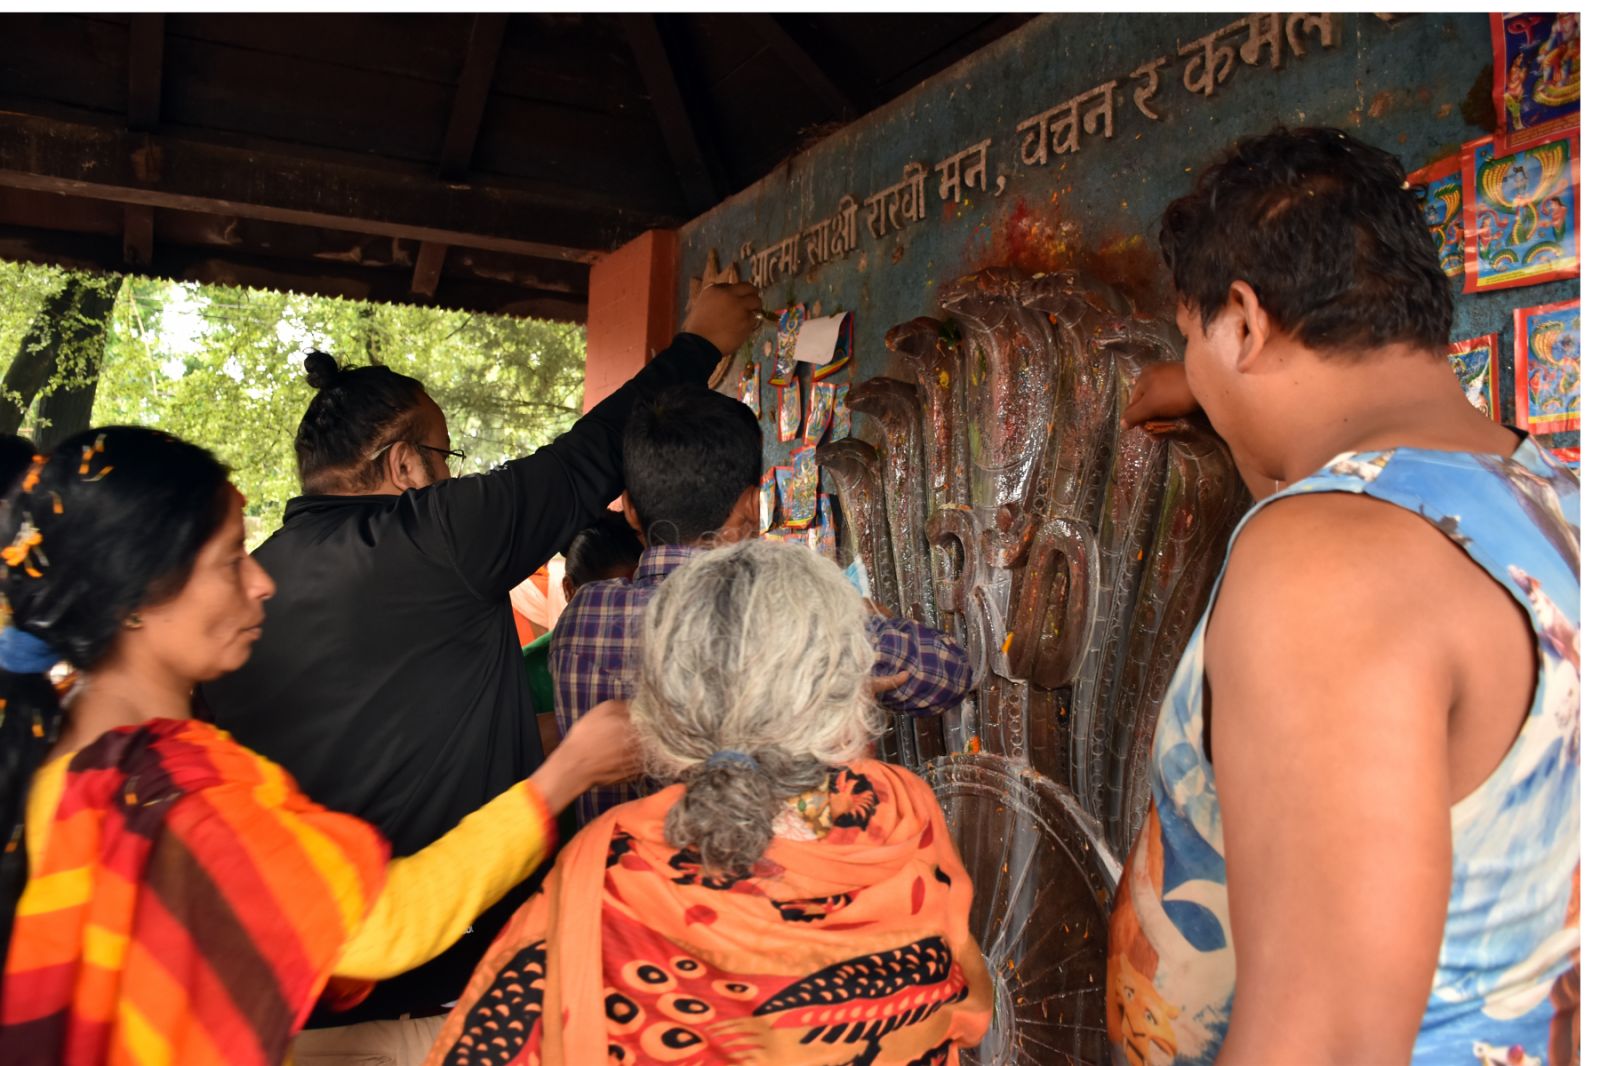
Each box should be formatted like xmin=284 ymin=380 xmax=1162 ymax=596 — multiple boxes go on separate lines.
xmin=825 ymin=267 xmax=1249 ymax=1063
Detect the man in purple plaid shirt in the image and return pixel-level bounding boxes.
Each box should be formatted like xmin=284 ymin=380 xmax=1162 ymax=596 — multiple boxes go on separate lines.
xmin=550 ymin=385 xmax=973 ymax=826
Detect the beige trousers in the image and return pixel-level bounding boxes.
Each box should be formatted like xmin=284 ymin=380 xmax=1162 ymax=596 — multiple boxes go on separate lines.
xmin=290 ymin=1012 xmax=448 ymax=1066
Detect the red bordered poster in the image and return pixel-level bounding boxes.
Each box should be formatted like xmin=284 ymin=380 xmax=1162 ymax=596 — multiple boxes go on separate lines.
xmin=1446 ymin=334 xmax=1501 ymax=420
xmin=1409 ymin=155 xmax=1467 ymax=278
xmin=1491 ymin=13 xmax=1581 ymax=153
xmin=1548 ymin=445 xmax=1579 ymax=476
xmin=1461 ymin=128 xmax=1579 ymax=293
xmin=1513 ymin=297 xmax=1580 ymax=434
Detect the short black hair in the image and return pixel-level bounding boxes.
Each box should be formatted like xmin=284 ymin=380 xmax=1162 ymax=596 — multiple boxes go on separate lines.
xmin=294 ymin=351 xmax=430 ymax=493
xmin=565 ymin=510 xmax=642 ymax=587
xmin=1159 ymin=126 xmax=1453 ymax=355
xmin=623 ymin=385 xmax=762 ymax=547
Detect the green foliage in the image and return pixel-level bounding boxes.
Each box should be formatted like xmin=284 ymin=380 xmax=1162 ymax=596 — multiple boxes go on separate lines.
xmin=0 ymin=260 xmax=586 ymax=545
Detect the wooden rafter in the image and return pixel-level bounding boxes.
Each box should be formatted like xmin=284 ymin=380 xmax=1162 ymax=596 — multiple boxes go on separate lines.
xmin=747 ymin=15 xmax=858 ymax=119
xmin=0 ymin=111 xmax=610 ymax=263
xmin=413 ymin=13 xmax=510 ymax=298
xmin=0 ymin=224 xmax=588 ymax=322
xmin=123 ymin=13 xmax=165 ymax=266
xmin=620 ymin=14 xmax=720 ymax=216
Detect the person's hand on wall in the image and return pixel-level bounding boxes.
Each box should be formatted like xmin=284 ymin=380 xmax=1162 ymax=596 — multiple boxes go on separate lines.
xmin=1122 ymin=361 xmax=1200 ymax=427
xmin=683 ymin=282 xmax=764 ymax=356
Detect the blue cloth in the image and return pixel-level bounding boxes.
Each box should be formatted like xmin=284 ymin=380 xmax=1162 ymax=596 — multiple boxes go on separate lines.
xmin=0 ymin=626 xmax=59 ymax=674
xmin=706 ymin=750 xmax=760 ymax=771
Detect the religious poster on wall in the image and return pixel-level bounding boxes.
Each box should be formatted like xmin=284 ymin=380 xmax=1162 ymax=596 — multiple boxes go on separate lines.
xmin=1410 ymin=156 xmax=1467 ymax=278
xmin=768 ymin=305 xmax=807 ymax=386
xmin=738 ymin=360 xmax=761 ymax=417
xmin=1446 ymin=334 xmax=1500 ymax=419
xmin=759 ymin=468 xmax=778 ymax=531
xmin=1549 ymin=445 xmax=1580 ymax=476
xmin=1492 ymin=13 xmax=1581 ymax=152
xmin=773 ymin=465 xmax=796 ymax=526
xmin=784 ymin=446 xmax=819 ymax=529
xmin=810 ymin=493 xmax=838 ymax=557
xmin=804 ymin=382 xmax=838 ymax=445
xmin=1462 ymin=129 xmax=1579 ymax=292
xmin=777 ymin=381 xmax=802 ymax=441
xmin=1513 ymin=297 xmax=1580 ymax=433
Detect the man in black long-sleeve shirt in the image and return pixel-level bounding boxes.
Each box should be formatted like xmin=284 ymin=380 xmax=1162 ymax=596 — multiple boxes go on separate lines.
xmin=200 ymin=283 xmax=762 ymax=1061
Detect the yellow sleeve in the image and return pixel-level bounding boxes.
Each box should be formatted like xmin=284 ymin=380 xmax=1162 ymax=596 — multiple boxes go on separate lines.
xmin=330 ymin=779 xmax=556 ymax=981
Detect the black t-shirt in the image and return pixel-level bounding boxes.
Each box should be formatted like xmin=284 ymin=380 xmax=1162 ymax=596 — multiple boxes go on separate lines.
xmin=199 ymin=333 xmax=719 ymax=1023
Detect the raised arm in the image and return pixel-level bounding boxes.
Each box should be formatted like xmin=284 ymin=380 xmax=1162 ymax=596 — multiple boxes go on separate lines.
xmin=1207 ymin=495 xmax=1453 ymax=1066
xmin=429 ymin=283 xmax=763 ymax=598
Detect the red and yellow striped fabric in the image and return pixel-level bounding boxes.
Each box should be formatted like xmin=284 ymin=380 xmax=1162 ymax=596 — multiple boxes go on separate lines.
xmin=0 ymin=718 xmax=389 ymax=1066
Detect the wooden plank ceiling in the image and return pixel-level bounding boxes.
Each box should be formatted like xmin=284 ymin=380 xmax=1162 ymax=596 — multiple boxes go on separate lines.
xmin=0 ymin=13 xmax=1032 ymax=321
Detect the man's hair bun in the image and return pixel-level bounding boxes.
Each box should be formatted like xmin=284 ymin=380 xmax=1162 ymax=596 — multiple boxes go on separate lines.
xmin=304 ymin=351 xmax=340 ymax=390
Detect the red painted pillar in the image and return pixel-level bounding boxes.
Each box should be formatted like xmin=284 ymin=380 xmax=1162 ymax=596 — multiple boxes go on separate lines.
xmin=582 ymin=228 xmax=680 ymax=413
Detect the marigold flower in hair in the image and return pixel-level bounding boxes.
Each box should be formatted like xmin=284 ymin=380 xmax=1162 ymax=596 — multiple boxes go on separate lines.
xmin=20 ymin=454 xmax=45 ymax=493
xmin=2 ymin=519 xmax=47 ymax=578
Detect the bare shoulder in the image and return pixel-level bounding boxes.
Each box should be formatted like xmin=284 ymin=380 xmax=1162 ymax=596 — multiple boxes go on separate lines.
xmin=1207 ymin=492 xmax=1472 ymax=733
xmin=1216 ymin=492 xmax=1455 ymax=627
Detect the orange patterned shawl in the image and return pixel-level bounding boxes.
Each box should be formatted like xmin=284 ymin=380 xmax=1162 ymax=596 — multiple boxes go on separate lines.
xmin=428 ymin=758 xmax=993 ymax=1066
xmin=0 ymin=718 xmax=389 ymax=1066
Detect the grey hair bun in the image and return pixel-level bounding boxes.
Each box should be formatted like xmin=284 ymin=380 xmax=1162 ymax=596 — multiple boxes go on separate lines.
xmin=666 ymin=751 xmax=827 ymax=875
xmin=303 ymin=351 xmax=340 ymax=390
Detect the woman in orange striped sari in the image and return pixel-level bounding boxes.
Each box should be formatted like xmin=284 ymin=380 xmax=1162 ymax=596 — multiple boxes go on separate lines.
xmin=428 ymin=539 xmax=994 ymax=1066
xmin=0 ymin=427 xmax=637 ymax=1066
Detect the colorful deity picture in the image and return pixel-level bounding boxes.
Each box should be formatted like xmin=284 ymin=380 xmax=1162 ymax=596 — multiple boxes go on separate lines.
xmin=785 ymin=445 xmax=819 ymax=528
xmin=1493 ymin=13 xmax=1580 ymax=152
xmin=1462 ymin=131 xmax=1579 ymax=293
xmin=759 ymin=467 xmax=778 ymax=531
xmin=1410 ymin=156 xmax=1466 ymax=278
xmin=804 ymin=382 xmax=838 ymax=445
xmin=768 ymin=304 xmax=807 ymax=386
xmin=777 ymin=380 xmax=802 ymax=441
xmin=1513 ymin=298 xmax=1580 ymax=434
xmin=738 ymin=360 xmax=761 ymax=417
xmin=1447 ymin=334 xmax=1501 ymax=419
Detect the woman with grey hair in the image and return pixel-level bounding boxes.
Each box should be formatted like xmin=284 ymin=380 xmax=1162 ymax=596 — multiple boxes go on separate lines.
xmin=428 ymin=539 xmax=993 ymax=1066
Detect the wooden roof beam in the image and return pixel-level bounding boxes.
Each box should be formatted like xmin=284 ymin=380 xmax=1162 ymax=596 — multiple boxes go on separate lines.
xmin=439 ymin=14 xmax=508 ymax=179
xmin=414 ymin=13 xmax=509 ymax=299
xmin=123 ymin=13 xmax=165 ymax=267
xmin=0 ymin=224 xmax=588 ymax=322
xmin=746 ymin=16 xmax=858 ymax=120
xmin=0 ymin=111 xmax=608 ymax=264
xmin=620 ymin=14 xmax=720 ymax=216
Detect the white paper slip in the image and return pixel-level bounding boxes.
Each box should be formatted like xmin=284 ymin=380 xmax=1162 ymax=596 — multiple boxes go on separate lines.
xmin=794 ymin=313 xmax=849 ymax=364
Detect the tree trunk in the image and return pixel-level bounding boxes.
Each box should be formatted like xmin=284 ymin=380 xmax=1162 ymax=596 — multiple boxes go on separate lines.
xmin=0 ymin=284 xmax=80 ymax=436
xmin=14 ymin=275 xmax=121 ymax=448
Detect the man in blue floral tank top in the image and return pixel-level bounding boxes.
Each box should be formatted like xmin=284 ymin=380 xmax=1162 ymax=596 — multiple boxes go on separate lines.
xmin=1109 ymin=127 xmax=1579 ymax=1066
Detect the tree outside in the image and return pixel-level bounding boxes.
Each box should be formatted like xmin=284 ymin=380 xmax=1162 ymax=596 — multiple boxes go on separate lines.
xmin=0 ymin=261 xmax=587 ymax=546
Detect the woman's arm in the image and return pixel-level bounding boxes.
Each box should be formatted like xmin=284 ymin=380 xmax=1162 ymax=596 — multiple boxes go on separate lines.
xmin=331 ymin=700 xmax=637 ymax=980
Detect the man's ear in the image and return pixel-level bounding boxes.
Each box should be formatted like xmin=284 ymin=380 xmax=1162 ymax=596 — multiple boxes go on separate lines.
xmin=1228 ymin=280 xmax=1275 ymax=373
xmin=382 ymin=440 xmax=410 ymax=492
xmin=386 ymin=440 xmax=429 ymax=491
xmin=620 ymin=492 xmax=645 ymax=539
xmin=560 ymin=575 xmax=576 ymax=601
xmin=725 ymin=483 xmax=761 ymax=541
